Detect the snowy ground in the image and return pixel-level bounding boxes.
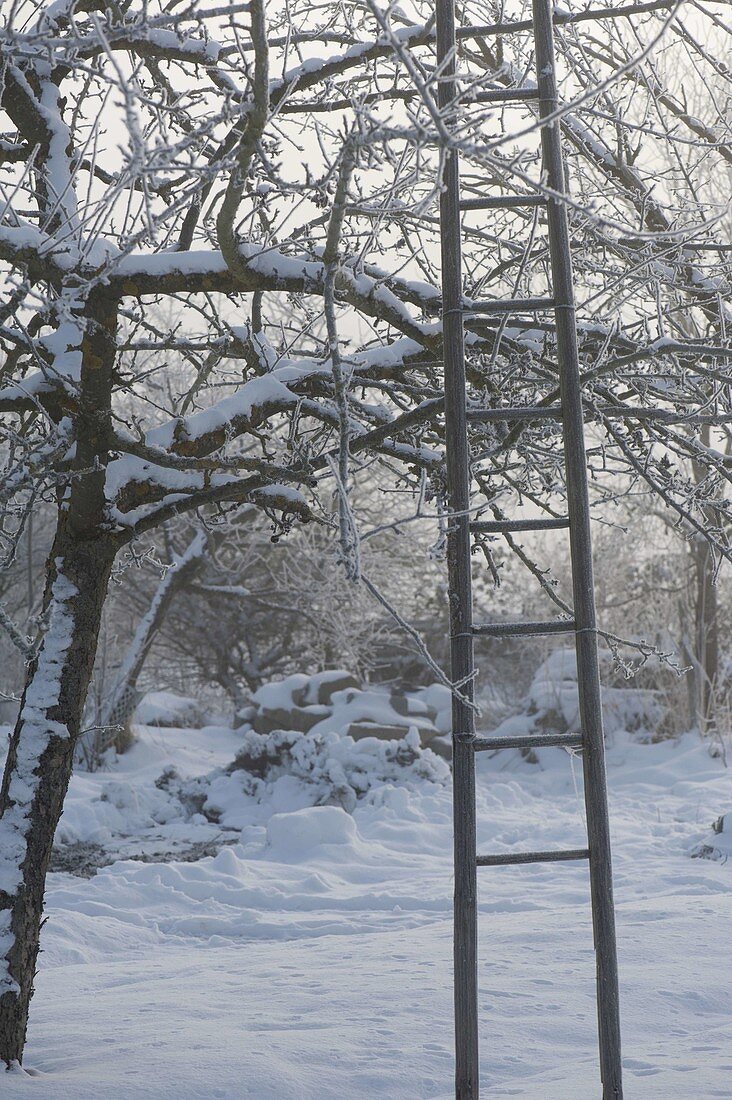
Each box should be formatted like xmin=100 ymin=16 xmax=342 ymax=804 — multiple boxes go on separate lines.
xmin=3 ymin=721 xmax=732 ymax=1098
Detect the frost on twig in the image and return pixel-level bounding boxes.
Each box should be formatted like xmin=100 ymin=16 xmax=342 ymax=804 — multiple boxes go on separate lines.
xmin=323 ymin=139 xmax=360 ymax=581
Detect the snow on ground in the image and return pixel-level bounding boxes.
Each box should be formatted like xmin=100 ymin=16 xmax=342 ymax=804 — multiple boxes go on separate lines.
xmin=3 ymin=720 xmax=732 ymax=1098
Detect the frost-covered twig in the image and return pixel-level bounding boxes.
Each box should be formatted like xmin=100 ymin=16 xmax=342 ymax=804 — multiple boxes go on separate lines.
xmin=0 ymin=605 xmax=34 ymax=661
xmin=323 ymin=138 xmax=360 ymax=580
xmin=361 ymin=572 xmax=478 ymax=713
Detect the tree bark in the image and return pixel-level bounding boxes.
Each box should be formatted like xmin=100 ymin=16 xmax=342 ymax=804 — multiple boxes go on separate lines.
xmin=0 ymin=286 xmax=119 ymax=1066
xmin=0 ymin=532 xmax=117 ymax=1065
xmin=693 ymin=535 xmax=719 ymax=733
xmin=78 ymin=531 xmax=209 ymax=767
xmin=691 ymin=427 xmax=720 ymax=735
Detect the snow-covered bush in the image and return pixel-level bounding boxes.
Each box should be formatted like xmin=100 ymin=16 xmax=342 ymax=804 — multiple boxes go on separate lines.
xmin=181 ymin=727 xmax=449 ymax=824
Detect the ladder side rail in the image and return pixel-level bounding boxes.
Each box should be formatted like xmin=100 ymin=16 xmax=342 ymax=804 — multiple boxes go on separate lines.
xmin=532 ymin=2 xmax=624 ymax=1097
xmin=435 ymin=0 xmax=479 ymax=1095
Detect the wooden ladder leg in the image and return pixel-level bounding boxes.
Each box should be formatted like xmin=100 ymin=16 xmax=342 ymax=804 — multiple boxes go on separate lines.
xmin=532 ymin=1 xmax=624 ymax=1095
xmin=436 ymin=0 xmax=479 ymax=1095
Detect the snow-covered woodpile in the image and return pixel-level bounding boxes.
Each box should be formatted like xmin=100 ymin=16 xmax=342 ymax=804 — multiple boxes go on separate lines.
xmin=488 ymin=648 xmax=666 ymax=752
xmin=242 ymin=671 xmax=451 ymax=758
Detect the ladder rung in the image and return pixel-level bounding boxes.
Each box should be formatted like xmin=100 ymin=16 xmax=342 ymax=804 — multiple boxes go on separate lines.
xmin=456 ymin=2 xmax=675 ymax=41
xmin=466 ymin=404 xmax=731 ymax=426
xmin=467 ymin=406 xmax=563 ymax=423
xmin=472 ymin=618 xmax=576 ymax=637
xmin=470 ymin=88 xmax=541 ymax=105
xmin=459 ymin=195 xmax=546 ymax=212
xmin=595 ymin=405 xmax=728 ymax=423
xmin=476 ymin=848 xmax=590 ymax=867
xmin=470 ymin=517 xmax=569 ymax=534
xmin=472 ymin=731 xmax=583 ymax=752
xmin=465 ymin=297 xmax=556 ymax=315
xmin=456 ymin=18 xmax=535 ymax=38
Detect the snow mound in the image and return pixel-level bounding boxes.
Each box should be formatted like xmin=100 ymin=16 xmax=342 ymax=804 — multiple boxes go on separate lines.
xmin=691 ymin=812 xmax=732 ymax=863
xmin=55 ymin=774 xmax=185 ymax=847
xmin=136 ymin=691 xmax=204 ymax=728
xmin=266 ymin=805 xmax=359 ymax=859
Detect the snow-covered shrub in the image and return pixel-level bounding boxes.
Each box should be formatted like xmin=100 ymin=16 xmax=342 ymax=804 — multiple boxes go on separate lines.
xmin=181 ymin=727 xmax=450 ymax=823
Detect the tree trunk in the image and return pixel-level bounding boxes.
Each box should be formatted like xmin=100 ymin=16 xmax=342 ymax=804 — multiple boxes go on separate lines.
xmin=693 ymin=535 xmax=719 ymax=734
xmin=78 ymin=531 xmax=209 ymax=767
xmin=0 ymin=286 xmax=119 ymax=1066
xmin=691 ymin=428 xmax=720 ymax=735
xmin=0 ymin=530 xmax=117 ymax=1065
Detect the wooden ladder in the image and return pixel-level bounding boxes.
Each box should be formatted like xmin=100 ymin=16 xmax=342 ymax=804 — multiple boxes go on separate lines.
xmin=436 ymin=0 xmax=623 ymax=1097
